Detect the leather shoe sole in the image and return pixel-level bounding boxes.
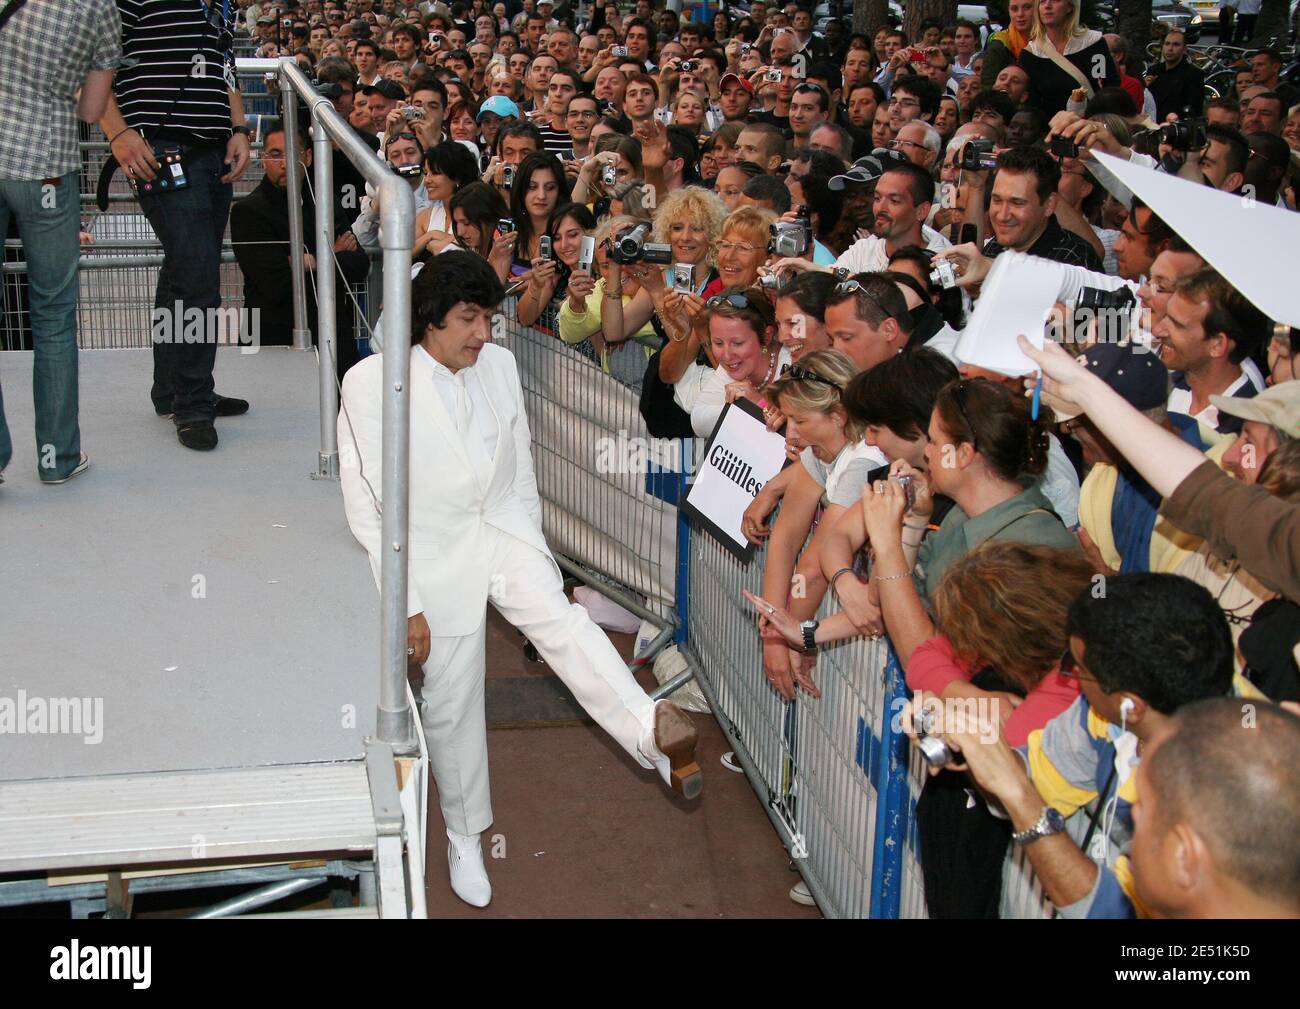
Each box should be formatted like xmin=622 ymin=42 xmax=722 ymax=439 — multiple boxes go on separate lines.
xmin=177 ymin=421 xmax=218 ymax=451
xmin=654 ymin=700 xmax=703 ymax=800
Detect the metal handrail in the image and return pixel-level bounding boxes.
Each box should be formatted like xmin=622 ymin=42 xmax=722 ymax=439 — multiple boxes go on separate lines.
xmin=236 ymin=57 xmax=417 ymax=754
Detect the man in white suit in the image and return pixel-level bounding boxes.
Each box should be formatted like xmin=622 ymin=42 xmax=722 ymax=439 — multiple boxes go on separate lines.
xmin=339 ymin=252 xmax=702 ymax=908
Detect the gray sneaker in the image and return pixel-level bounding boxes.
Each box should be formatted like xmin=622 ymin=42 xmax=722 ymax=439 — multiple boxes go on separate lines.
xmin=789 ymin=880 xmax=815 ymax=906
xmin=41 ymin=452 xmax=90 ymax=485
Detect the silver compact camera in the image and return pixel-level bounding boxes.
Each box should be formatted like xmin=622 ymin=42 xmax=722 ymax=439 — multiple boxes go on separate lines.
xmin=601 ymin=163 xmax=617 ymax=187
xmin=671 ymin=262 xmax=694 ymax=292
xmin=765 ymin=67 xmax=782 ymax=83
xmin=611 ymin=45 xmax=628 ymax=58
xmin=893 ymin=473 xmax=918 ymax=512
xmin=758 ymin=271 xmax=781 ymax=290
xmin=502 ymin=163 xmax=515 ymax=189
xmin=914 ymin=707 xmax=955 ymax=768
xmin=929 ymin=258 xmax=957 ymax=289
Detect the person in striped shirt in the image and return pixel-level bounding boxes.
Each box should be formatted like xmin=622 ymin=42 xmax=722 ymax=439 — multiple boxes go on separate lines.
xmin=100 ymin=0 xmax=254 ymax=451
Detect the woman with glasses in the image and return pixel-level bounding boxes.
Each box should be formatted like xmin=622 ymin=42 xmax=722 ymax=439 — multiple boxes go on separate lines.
xmin=414 ymin=140 xmax=480 ymax=258
xmin=705 ymin=206 xmax=776 ymax=297
xmin=517 ymin=202 xmax=596 ymax=329
xmin=559 ymin=214 xmax=664 ymax=390
xmin=690 ymin=288 xmax=792 ymax=438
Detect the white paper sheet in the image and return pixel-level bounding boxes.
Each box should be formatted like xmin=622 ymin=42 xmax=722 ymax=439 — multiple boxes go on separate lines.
xmin=953 ymin=253 xmax=1068 ymax=376
xmin=1094 ymin=151 xmax=1300 ymax=329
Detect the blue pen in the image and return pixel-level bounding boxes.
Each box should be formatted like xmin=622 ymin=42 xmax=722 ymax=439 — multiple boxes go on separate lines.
xmin=1031 ymin=373 xmax=1043 ymax=421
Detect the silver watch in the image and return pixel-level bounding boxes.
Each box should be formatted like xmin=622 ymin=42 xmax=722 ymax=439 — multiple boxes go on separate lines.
xmin=1011 ymin=806 xmax=1066 ymax=845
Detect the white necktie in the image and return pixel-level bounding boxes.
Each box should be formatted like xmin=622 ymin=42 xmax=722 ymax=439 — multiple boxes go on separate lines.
xmin=452 ymin=372 xmax=472 ymax=437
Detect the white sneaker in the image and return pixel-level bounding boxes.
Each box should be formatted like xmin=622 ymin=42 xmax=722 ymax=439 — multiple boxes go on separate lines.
xmin=446 ymin=831 xmax=491 ymax=908
xmin=789 ymin=880 xmax=815 ymax=906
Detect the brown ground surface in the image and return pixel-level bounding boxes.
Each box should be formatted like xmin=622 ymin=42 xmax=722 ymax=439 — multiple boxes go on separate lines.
xmin=418 ymin=608 xmax=821 ymax=919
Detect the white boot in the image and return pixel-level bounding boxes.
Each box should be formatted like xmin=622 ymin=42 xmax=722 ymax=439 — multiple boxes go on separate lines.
xmin=447 ymin=829 xmax=491 ymax=908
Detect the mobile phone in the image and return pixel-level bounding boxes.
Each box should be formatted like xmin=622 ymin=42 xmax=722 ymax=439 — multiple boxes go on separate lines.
xmin=497 ymin=217 xmax=514 ymax=236
xmin=909 ymin=48 xmax=927 ymax=64
xmin=539 ymin=235 xmax=552 ymax=261
xmin=577 ymin=236 xmax=595 ymax=274
xmin=741 ymin=43 xmax=752 ymax=55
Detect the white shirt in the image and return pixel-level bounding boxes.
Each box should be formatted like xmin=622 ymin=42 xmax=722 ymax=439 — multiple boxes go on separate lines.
xmin=835 ymin=225 xmax=951 ymax=274
xmin=416 ymin=344 xmax=499 ymax=471
xmin=691 ymin=346 xmax=793 ymax=438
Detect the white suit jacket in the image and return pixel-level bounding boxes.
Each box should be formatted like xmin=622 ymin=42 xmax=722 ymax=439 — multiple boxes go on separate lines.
xmin=338 ymin=343 xmax=554 ymax=637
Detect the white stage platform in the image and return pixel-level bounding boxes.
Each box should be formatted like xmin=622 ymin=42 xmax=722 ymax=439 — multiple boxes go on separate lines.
xmin=0 ymin=347 xmax=380 ymax=783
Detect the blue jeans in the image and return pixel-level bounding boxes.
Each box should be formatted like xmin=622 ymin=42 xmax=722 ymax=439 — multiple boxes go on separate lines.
xmin=0 ymin=172 xmax=82 ymax=481
xmin=138 ymin=147 xmax=232 ymax=424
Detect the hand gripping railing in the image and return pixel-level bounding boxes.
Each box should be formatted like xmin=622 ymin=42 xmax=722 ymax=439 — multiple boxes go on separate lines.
xmin=237 ymin=57 xmax=416 ymax=753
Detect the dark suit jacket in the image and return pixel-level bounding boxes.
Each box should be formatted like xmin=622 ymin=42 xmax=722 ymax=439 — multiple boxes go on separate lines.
xmin=231 ymin=175 xmax=371 ymax=376
xmin=1149 ymin=59 xmax=1206 ymax=124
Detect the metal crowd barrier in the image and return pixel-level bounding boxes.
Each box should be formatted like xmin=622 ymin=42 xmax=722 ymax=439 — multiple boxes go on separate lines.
xmin=499 ymin=322 xmax=1126 ymax=918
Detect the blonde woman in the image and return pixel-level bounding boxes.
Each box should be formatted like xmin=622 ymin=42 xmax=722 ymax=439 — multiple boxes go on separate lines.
xmin=739 ymin=350 xmax=888 ymax=700
xmin=1018 ymin=0 xmax=1118 ymax=116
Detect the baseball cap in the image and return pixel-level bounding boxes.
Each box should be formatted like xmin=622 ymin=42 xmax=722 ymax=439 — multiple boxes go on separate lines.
xmin=1211 ymin=381 xmax=1300 ymax=439
xmin=256 ymin=15 xmax=276 ymax=24
xmin=363 ymin=79 xmax=407 ymax=101
xmin=476 ymin=95 xmax=520 ymax=122
xmin=1052 ymin=342 xmax=1169 ymax=424
xmin=828 ymin=155 xmax=886 ymax=191
xmin=719 ymin=73 xmax=754 ymax=94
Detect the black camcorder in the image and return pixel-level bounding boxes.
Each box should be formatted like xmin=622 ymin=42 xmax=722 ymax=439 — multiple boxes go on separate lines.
xmin=1160 ymin=117 xmax=1208 ymax=152
xmin=608 ymin=223 xmax=673 ymax=265
xmin=959 ymin=138 xmax=997 ymax=171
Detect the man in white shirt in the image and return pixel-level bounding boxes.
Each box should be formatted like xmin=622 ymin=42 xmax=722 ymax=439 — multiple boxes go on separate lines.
xmin=339 ymin=253 xmax=702 ymax=910
xmin=834 ymin=161 xmax=951 ymax=274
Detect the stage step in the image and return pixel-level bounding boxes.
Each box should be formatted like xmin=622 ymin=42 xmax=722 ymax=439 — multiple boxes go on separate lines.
xmin=0 ymin=762 xmax=376 ymax=873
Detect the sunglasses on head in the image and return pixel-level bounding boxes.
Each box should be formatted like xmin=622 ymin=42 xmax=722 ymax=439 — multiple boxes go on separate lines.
xmin=781 ymin=363 xmax=843 ymax=390
xmin=706 ymin=292 xmax=754 ymax=310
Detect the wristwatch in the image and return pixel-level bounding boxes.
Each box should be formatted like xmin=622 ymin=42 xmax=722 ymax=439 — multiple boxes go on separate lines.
xmin=799 ymin=619 xmax=819 ymax=656
xmin=1012 ymin=806 xmax=1066 ymax=845
xmin=231 ymin=125 xmax=251 ymax=137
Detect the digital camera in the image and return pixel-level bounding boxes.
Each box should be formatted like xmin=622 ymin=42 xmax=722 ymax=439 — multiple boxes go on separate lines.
xmin=502 ymin=163 xmax=515 ymax=188
xmin=1160 ymin=117 xmax=1208 ymax=152
xmin=679 ymin=60 xmax=696 ymax=73
xmin=602 ymin=163 xmax=618 ymax=187
xmin=929 ymin=258 xmax=957 ymax=290
xmin=765 ymin=68 xmax=782 ymax=83
xmin=608 ymin=222 xmax=673 ymax=265
xmin=611 ymin=45 xmax=628 ymax=58
xmin=914 ymin=707 xmax=955 ymax=768
xmin=401 ymin=105 xmax=425 ymax=120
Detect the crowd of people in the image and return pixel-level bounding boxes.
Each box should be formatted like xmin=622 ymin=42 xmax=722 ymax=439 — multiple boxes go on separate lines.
xmin=2 ymin=0 xmax=1298 ymax=919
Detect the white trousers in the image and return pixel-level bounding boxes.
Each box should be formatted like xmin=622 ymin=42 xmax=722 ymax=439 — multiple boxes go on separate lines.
xmin=420 ymin=525 xmax=657 ymax=836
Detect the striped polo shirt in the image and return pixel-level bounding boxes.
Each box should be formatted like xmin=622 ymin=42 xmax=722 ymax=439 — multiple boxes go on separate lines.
xmin=116 ymin=0 xmax=236 ymax=146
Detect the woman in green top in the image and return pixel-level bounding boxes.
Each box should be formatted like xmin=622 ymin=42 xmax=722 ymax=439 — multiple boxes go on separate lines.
xmin=859 ymin=378 xmax=1080 ymax=666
